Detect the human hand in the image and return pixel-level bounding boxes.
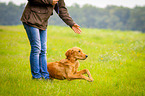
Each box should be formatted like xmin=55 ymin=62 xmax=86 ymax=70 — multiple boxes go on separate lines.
xmin=52 ymin=0 xmax=59 ymax=5
xmin=72 ymin=24 xmax=82 ymax=34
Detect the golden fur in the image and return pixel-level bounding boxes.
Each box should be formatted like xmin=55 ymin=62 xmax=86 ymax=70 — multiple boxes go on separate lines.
xmin=47 ymin=47 xmax=94 ymax=82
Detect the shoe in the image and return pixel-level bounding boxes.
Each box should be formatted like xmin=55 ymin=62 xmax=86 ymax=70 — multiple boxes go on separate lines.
xmin=45 ymin=78 xmax=53 ymax=82
xmin=32 ymin=77 xmax=43 ymax=80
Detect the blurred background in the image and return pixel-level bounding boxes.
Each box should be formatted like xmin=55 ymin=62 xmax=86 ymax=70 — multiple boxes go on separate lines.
xmin=0 ymin=0 xmax=145 ymax=32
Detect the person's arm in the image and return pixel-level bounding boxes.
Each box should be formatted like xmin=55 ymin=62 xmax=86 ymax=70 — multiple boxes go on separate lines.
xmin=56 ymin=0 xmax=75 ymax=27
xmin=55 ymin=0 xmax=82 ymax=34
xmin=28 ymin=0 xmax=53 ymax=5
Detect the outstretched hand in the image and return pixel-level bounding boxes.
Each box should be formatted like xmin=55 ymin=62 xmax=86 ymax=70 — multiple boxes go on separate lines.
xmin=72 ymin=24 xmax=82 ymax=34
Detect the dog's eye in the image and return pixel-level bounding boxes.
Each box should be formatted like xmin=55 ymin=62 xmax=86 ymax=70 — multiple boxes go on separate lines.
xmin=78 ymin=51 xmax=81 ymax=52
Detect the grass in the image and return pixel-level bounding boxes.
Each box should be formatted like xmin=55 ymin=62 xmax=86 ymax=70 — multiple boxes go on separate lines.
xmin=0 ymin=25 xmax=145 ymax=96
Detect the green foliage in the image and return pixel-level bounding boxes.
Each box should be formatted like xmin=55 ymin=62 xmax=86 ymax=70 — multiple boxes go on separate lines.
xmin=0 ymin=25 xmax=145 ymax=96
xmin=50 ymin=4 xmax=145 ymax=32
xmin=0 ymin=2 xmax=145 ymax=32
xmin=0 ymin=2 xmax=25 ymax=25
xmin=127 ymin=6 xmax=145 ymax=32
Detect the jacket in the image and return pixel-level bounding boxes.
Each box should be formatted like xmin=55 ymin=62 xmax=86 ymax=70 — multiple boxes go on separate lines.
xmin=21 ymin=0 xmax=75 ymax=30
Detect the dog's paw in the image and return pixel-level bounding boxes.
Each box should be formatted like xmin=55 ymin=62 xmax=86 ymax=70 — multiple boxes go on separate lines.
xmin=90 ymin=78 xmax=94 ymax=82
xmin=88 ymin=78 xmax=94 ymax=82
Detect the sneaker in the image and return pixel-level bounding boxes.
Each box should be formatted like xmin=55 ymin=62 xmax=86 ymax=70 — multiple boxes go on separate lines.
xmin=32 ymin=77 xmax=43 ymax=80
xmin=45 ymin=78 xmax=53 ymax=82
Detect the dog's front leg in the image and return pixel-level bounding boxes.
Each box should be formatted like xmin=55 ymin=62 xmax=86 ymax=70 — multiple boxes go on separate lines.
xmin=66 ymin=74 xmax=93 ymax=82
xmin=76 ymin=69 xmax=94 ymax=81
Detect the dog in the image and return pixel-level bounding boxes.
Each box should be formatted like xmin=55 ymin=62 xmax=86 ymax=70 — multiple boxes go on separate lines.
xmin=47 ymin=47 xmax=94 ymax=82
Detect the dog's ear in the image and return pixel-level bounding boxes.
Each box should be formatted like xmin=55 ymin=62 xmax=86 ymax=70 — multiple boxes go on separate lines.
xmin=65 ymin=49 xmax=72 ymax=58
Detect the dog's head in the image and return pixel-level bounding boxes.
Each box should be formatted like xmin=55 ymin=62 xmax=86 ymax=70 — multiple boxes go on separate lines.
xmin=65 ymin=47 xmax=88 ymax=60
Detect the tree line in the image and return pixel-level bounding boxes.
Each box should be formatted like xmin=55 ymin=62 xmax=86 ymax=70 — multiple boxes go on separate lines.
xmin=0 ymin=2 xmax=145 ymax=32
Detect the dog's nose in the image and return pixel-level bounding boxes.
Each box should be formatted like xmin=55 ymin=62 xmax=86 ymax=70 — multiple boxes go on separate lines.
xmin=85 ymin=55 xmax=88 ymax=58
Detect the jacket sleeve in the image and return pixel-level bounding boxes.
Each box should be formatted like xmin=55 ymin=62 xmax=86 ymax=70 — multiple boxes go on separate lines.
xmin=55 ymin=0 xmax=75 ymax=27
xmin=28 ymin=0 xmax=53 ymax=5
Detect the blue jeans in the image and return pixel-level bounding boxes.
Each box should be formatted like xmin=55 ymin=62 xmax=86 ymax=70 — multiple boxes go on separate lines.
xmin=23 ymin=23 xmax=49 ymax=79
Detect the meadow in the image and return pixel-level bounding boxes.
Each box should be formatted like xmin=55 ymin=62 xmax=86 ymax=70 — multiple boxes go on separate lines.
xmin=0 ymin=25 xmax=144 ymax=96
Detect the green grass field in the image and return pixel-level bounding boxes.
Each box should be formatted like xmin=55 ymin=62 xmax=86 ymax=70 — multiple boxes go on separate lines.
xmin=0 ymin=25 xmax=145 ymax=96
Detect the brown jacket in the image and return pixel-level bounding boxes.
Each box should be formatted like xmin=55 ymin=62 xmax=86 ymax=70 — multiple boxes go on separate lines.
xmin=21 ymin=0 xmax=75 ymax=30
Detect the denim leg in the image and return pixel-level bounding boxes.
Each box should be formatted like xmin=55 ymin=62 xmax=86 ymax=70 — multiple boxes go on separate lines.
xmin=39 ymin=29 xmax=49 ymax=79
xmin=23 ymin=23 xmax=42 ymax=79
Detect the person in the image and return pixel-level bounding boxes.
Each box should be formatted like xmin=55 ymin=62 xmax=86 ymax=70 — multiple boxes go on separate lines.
xmin=21 ymin=0 xmax=82 ymax=80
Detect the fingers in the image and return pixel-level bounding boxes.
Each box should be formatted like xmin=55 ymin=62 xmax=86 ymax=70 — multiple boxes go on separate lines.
xmin=73 ymin=28 xmax=78 ymax=34
xmin=75 ymin=24 xmax=82 ymax=33
xmin=73 ymin=24 xmax=80 ymax=27
xmin=75 ymin=28 xmax=82 ymax=34
xmin=77 ymin=27 xmax=82 ymax=33
xmin=72 ymin=26 xmax=82 ymax=34
xmin=72 ymin=24 xmax=82 ymax=34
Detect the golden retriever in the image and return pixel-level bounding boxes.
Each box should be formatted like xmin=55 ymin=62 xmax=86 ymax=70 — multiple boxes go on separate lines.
xmin=47 ymin=47 xmax=94 ymax=82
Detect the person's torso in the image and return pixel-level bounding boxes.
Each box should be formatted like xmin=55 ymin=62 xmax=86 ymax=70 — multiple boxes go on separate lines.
xmin=21 ymin=2 xmax=54 ymax=30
